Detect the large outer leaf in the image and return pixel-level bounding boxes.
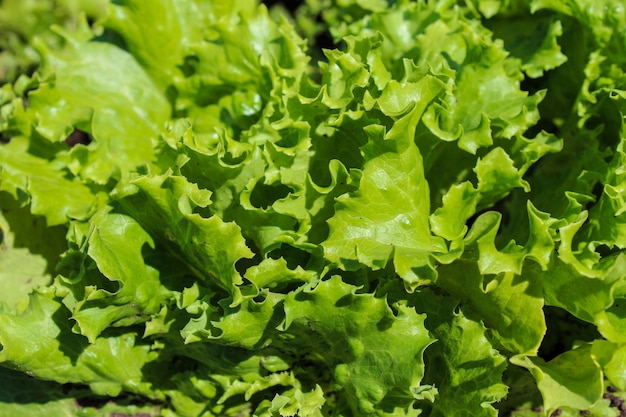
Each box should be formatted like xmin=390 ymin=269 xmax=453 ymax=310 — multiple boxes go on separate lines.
xmin=542 ymin=254 xmax=626 ymax=344
xmin=0 ymin=193 xmax=62 ymax=312
xmin=32 ymin=38 xmax=169 ymax=140
xmin=323 ymin=75 xmax=447 ymax=289
xmin=64 ymin=207 xmax=165 ymax=342
xmin=282 ymin=276 xmax=435 ymax=416
xmin=113 ymin=171 xmax=253 ymax=303
xmin=104 ymin=0 xmax=200 ymax=89
xmin=436 ymin=208 xmax=550 ymax=355
xmin=413 ymin=290 xmax=508 ymax=417
xmin=28 ymin=33 xmax=171 ymax=184
xmin=512 ymin=345 xmax=604 ymax=415
xmin=0 ymin=138 xmax=99 ymax=225
xmin=0 ymin=12 xmax=172 ymax=227
xmin=436 ymin=261 xmax=546 ymax=356
xmin=104 ymin=0 xmax=260 ymax=90
xmin=0 ymin=289 xmax=158 ymax=397
xmin=0 ymin=41 xmax=169 ymax=249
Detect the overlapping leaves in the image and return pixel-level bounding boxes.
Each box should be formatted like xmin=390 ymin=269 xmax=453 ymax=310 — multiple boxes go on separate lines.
xmin=1 ymin=0 xmax=626 ymax=416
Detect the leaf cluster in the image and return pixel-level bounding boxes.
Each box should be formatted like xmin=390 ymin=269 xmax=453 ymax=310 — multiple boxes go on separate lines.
xmin=1 ymin=0 xmax=626 ymax=416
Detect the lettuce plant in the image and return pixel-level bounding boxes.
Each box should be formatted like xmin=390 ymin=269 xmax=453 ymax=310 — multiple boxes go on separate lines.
xmin=1 ymin=0 xmax=626 ymax=416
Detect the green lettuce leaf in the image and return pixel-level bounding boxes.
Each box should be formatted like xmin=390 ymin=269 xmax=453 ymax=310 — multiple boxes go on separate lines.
xmin=435 ymin=208 xmax=549 ymax=355
xmin=282 ymin=276 xmax=435 ymax=416
xmin=323 ymin=74 xmax=448 ymax=289
xmin=0 ymin=192 xmax=63 ymax=312
xmin=0 ymin=137 xmax=100 ymax=225
xmin=113 ymin=171 xmax=254 ymax=302
xmin=0 ymin=289 xmax=159 ymax=397
xmin=413 ymin=289 xmax=508 ymax=417
xmin=61 ymin=207 xmax=164 ymax=342
xmin=511 ymin=344 xmax=604 ymax=415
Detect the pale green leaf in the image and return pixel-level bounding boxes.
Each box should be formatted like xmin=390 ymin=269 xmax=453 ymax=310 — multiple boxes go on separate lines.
xmin=282 ymin=276 xmax=435 ymax=415
xmin=511 ymin=344 xmax=604 ymax=415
